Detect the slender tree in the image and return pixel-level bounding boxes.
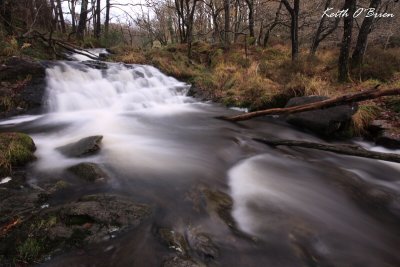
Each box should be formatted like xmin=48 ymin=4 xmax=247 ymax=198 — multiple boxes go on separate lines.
xmin=282 ymin=0 xmax=300 ymax=60
xmin=95 ymin=0 xmax=101 ymax=38
xmin=310 ymin=0 xmax=340 ymax=55
xmin=351 ymin=0 xmax=381 ymax=66
xmin=76 ymin=0 xmax=89 ymax=40
xmin=56 ymin=0 xmax=66 ymax=33
xmin=224 ymin=0 xmax=230 ymax=46
xmin=263 ymin=1 xmax=283 ymax=47
xmin=338 ymin=0 xmax=357 ymax=82
xmin=244 ymin=0 xmax=254 ymax=38
xmin=105 ymin=0 xmax=110 ymax=36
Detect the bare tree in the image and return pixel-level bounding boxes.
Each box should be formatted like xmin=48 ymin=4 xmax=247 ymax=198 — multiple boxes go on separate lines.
xmin=351 ymin=0 xmax=381 ymax=66
xmin=282 ymin=0 xmax=300 ymax=60
xmin=338 ymin=0 xmax=357 ymax=82
xmin=310 ymin=0 xmax=340 ymax=55
xmin=77 ymin=0 xmax=89 ymax=40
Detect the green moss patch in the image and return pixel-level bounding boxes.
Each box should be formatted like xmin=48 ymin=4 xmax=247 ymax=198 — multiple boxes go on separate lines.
xmin=0 ymin=132 xmax=36 ymax=176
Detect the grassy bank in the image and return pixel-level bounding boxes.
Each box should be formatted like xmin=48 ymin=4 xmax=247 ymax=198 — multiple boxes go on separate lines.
xmin=112 ymin=42 xmax=400 ymax=135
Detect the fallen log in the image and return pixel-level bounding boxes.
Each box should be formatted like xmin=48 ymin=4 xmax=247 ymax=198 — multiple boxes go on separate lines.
xmin=254 ymin=138 xmax=400 ymax=163
xmin=26 ymin=30 xmax=100 ymax=60
xmin=221 ymin=87 xmax=400 ymax=122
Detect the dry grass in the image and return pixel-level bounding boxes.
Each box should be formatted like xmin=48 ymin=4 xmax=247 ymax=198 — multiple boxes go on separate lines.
xmin=112 ymin=43 xmax=400 ymax=132
xmin=352 ymin=103 xmax=381 ymax=135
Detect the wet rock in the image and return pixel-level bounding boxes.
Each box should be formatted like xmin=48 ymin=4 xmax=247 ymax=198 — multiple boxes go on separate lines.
xmin=98 ymin=53 xmax=108 ymax=60
xmin=56 ymin=135 xmax=103 ymax=158
xmin=284 ymin=96 xmax=358 ymax=138
xmin=0 ymin=57 xmax=46 ymax=117
xmin=133 ymin=70 xmax=145 ymax=78
xmin=83 ymin=60 xmax=108 ymax=69
xmin=202 ymin=189 xmax=236 ymax=229
xmin=0 ymin=192 xmax=151 ymax=265
xmin=157 ymin=228 xmax=189 ymax=255
xmin=162 ymin=256 xmax=205 ymax=267
xmin=0 ymin=132 xmax=36 ymax=177
xmin=187 ymin=231 xmax=219 ymax=261
xmin=336 ymin=169 xmax=400 ymax=223
xmin=67 ymin=162 xmax=108 ymax=182
xmin=60 ymin=194 xmax=151 ymax=228
xmin=367 ymin=120 xmax=400 ymax=149
xmin=375 ymin=130 xmax=400 ymax=149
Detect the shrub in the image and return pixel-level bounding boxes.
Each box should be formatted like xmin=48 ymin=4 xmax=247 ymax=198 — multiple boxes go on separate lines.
xmin=359 ymin=48 xmax=400 ymax=82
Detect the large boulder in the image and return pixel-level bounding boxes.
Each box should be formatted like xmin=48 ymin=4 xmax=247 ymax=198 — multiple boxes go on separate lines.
xmin=56 ymin=135 xmax=103 ymax=158
xmin=0 ymin=57 xmax=46 ymax=117
xmin=0 ymin=132 xmax=36 ymax=177
xmin=284 ymin=96 xmax=358 ymax=138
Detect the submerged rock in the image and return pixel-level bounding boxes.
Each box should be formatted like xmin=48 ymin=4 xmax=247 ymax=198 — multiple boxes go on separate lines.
xmin=67 ymin=162 xmax=108 ymax=182
xmin=56 ymin=135 xmax=103 ymax=158
xmin=0 ymin=132 xmax=36 ymax=177
xmin=60 ymin=194 xmax=151 ymax=227
xmin=82 ymin=60 xmax=108 ymax=69
xmin=162 ymin=256 xmax=205 ymax=267
xmin=284 ymin=96 xmax=357 ymax=138
xmin=187 ymin=231 xmax=219 ymax=261
xmin=157 ymin=227 xmax=189 ymax=255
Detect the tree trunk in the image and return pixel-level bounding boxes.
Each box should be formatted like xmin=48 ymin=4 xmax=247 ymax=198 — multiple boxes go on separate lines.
xmin=351 ymin=0 xmax=381 ymax=67
xmin=56 ymin=0 xmax=66 ymax=33
xmin=70 ymin=0 xmax=77 ymax=32
xmin=263 ymin=1 xmax=283 ymax=48
xmin=310 ymin=0 xmax=338 ymax=55
xmin=49 ymin=0 xmax=58 ymax=30
xmin=224 ymin=0 xmax=230 ymax=47
xmin=282 ymin=0 xmax=300 ymax=60
xmin=245 ymin=0 xmax=254 ymax=38
xmin=105 ymin=0 xmax=110 ymax=36
xmin=254 ymin=139 xmax=400 ymax=164
xmin=95 ymin=0 xmax=101 ymax=39
xmin=220 ymin=87 xmax=400 ymax=122
xmin=77 ymin=0 xmax=89 ymax=40
xmin=338 ymin=0 xmax=356 ymax=82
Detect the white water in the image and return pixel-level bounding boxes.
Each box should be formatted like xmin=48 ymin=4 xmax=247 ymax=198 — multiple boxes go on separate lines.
xmin=30 ymin=62 xmax=207 ymax=174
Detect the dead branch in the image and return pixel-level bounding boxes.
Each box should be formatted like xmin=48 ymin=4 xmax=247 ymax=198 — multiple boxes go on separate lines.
xmin=254 ymin=138 xmax=400 ymax=163
xmin=220 ymin=87 xmax=400 ymax=122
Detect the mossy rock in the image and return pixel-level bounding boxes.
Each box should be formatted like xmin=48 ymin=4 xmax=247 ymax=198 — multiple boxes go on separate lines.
xmin=67 ymin=162 xmax=108 ymax=182
xmin=0 ymin=132 xmax=36 ymax=176
xmin=56 ymin=135 xmax=103 ymax=158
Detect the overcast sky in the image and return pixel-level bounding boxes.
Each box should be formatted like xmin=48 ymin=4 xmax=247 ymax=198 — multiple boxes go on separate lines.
xmin=62 ymin=0 xmax=146 ymax=24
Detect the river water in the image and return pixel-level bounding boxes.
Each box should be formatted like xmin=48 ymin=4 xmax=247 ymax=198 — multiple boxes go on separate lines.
xmin=1 ymin=55 xmax=400 ymax=267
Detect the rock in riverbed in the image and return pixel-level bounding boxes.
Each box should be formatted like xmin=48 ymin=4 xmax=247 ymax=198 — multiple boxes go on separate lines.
xmin=284 ymin=96 xmax=357 ymax=138
xmin=56 ymin=135 xmax=103 ymax=158
xmin=67 ymin=162 xmax=108 ymax=182
xmin=0 ymin=192 xmax=151 ymax=265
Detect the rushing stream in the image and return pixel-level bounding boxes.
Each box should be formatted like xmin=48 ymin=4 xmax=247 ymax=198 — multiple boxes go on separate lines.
xmin=1 ymin=53 xmax=400 ymax=267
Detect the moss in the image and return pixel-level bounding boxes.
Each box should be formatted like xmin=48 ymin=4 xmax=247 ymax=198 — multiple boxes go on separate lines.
xmin=0 ymin=132 xmax=36 ymax=176
xmin=17 ymin=238 xmax=42 ymax=263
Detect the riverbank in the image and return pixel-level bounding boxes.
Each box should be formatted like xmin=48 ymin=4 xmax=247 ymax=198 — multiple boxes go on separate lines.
xmin=111 ymin=42 xmax=400 ymax=143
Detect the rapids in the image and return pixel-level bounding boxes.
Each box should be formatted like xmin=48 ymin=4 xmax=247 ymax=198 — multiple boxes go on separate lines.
xmin=1 ymin=53 xmax=400 ymax=267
